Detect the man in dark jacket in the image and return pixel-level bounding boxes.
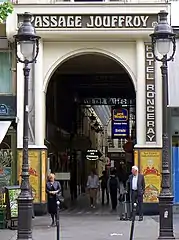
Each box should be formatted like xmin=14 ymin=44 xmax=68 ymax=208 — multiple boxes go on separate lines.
xmin=99 ymin=170 xmax=109 ymax=205
xmin=107 ymin=169 xmax=120 ymax=211
xmin=128 ymin=166 xmax=145 ymax=221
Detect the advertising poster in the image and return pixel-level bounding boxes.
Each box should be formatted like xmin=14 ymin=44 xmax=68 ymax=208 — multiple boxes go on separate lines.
xmin=18 ymin=151 xmax=40 ymax=203
xmin=0 ymin=167 xmax=11 ymax=187
xmin=111 ymin=107 xmax=129 ymax=139
xmin=9 ymin=188 xmax=21 ymax=218
xmin=140 ymin=150 xmax=162 ymax=203
xmin=134 ymin=150 xmax=139 ymax=166
xmin=41 ymin=150 xmax=47 ymax=203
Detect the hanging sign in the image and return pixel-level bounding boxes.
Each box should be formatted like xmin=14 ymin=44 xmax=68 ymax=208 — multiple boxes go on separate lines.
xmin=81 ymin=97 xmax=135 ymax=105
xmin=86 ymin=149 xmax=101 ymax=161
xmin=111 ymin=107 xmax=129 ymax=139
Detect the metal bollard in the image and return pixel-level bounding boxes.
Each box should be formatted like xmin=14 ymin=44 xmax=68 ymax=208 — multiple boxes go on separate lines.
xmin=56 ymin=200 xmax=60 ymax=240
xmin=129 ymin=202 xmax=137 ymax=240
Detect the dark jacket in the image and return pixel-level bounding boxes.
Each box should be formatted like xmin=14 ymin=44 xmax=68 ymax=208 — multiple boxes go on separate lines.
xmin=46 ymin=180 xmax=62 ymax=214
xmin=99 ymin=174 xmax=108 ymax=189
xmin=107 ymin=175 xmax=120 ymax=193
xmin=128 ymin=173 xmax=145 ymax=196
xmin=46 ymin=181 xmax=62 ymax=200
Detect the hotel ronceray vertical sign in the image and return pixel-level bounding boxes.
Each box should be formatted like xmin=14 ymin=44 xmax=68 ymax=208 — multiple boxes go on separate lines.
xmin=112 ymin=107 xmax=129 ymax=139
xmin=145 ymin=43 xmax=156 ymax=143
xmin=18 ymin=14 xmax=157 ymax=29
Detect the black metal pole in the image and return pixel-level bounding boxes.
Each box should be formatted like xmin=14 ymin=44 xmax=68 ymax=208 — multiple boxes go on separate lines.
xmin=17 ymin=62 xmax=33 ymax=240
xmin=158 ymin=56 xmax=174 ymax=239
xmin=56 ymin=201 xmax=60 ymax=240
xmin=129 ymin=203 xmax=137 ymax=240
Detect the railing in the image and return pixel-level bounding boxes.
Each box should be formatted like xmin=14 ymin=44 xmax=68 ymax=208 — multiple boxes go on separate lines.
xmin=14 ymin=0 xmax=173 ymax=4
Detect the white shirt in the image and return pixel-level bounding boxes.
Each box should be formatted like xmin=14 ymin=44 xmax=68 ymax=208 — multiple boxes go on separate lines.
xmin=87 ymin=175 xmax=99 ymax=189
xmin=132 ymin=174 xmax=138 ymax=190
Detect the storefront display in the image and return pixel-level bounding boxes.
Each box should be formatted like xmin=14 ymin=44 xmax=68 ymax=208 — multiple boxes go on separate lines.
xmin=17 ymin=149 xmax=47 ymax=204
xmin=140 ymin=150 xmax=162 ymax=203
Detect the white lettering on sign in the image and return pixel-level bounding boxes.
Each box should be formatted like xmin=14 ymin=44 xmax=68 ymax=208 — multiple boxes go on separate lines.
xmin=86 ymin=15 xmax=149 ymax=28
xmin=26 ymin=14 xmax=157 ymax=29
xmin=145 ymin=44 xmax=156 ymax=143
xmin=32 ymin=15 xmax=82 ymax=28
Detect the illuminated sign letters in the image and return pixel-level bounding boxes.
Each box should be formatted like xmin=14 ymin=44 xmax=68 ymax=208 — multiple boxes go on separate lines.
xmin=112 ymin=108 xmax=129 ymax=139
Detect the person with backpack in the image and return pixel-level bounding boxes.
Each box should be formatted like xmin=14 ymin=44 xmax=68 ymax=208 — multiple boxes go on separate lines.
xmin=107 ymin=168 xmax=120 ymax=211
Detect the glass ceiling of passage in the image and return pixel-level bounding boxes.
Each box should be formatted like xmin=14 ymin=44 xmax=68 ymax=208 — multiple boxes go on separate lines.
xmin=92 ymin=105 xmax=111 ymax=126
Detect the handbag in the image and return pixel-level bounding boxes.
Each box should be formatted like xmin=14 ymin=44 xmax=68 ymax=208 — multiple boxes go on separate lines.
xmin=118 ymin=193 xmax=125 ymax=202
xmin=56 ymin=193 xmax=64 ymax=203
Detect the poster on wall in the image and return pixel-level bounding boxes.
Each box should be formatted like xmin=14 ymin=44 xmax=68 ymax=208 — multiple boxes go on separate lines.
xmin=134 ymin=150 xmax=139 ymax=167
xmin=5 ymin=186 xmax=21 ymax=219
xmin=41 ymin=150 xmax=47 ymax=203
xmin=111 ymin=107 xmax=129 ymax=139
xmin=140 ymin=150 xmax=161 ymax=203
xmin=17 ymin=151 xmax=40 ymax=203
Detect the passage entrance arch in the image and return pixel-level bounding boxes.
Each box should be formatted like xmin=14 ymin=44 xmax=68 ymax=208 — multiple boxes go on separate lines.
xmin=45 ymin=49 xmax=137 ymax=202
xmin=43 ymin=48 xmax=137 ymax=93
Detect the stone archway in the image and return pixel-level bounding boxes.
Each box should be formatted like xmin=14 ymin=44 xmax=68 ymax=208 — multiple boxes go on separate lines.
xmin=43 ymin=47 xmax=137 ymax=93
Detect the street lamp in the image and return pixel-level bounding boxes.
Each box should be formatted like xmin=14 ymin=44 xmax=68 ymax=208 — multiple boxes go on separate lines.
xmin=150 ymin=10 xmax=176 ymax=239
xmin=14 ymin=12 xmax=40 ymax=240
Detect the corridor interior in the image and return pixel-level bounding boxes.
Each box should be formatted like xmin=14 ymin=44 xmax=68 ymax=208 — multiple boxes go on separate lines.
xmin=45 ymin=53 xmax=136 ymax=211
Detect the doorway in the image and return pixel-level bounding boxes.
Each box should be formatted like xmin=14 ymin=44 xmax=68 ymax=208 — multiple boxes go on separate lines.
xmin=45 ymin=53 xmax=136 ymax=209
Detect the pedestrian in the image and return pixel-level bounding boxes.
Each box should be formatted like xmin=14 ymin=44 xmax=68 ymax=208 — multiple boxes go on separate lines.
xmin=107 ymin=168 xmax=120 ymax=211
xmin=118 ymin=181 xmax=125 ymax=220
xmin=86 ymin=169 xmax=99 ymax=208
xmin=128 ymin=166 xmax=145 ymax=221
xmin=46 ymin=173 xmax=62 ymax=226
xmin=99 ymin=170 xmax=109 ymax=205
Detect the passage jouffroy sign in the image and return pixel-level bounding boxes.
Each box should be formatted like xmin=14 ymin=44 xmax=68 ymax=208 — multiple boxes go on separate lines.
xmin=145 ymin=43 xmax=156 ymax=143
xmin=19 ymin=14 xmax=157 ymax=29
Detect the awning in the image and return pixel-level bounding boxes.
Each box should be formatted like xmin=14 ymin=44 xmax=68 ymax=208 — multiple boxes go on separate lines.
xmin=0 ymin=121 xmax=11 ymax=144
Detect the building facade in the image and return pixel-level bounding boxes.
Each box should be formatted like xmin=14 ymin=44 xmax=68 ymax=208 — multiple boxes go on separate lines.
xmin=0 ymin=22 xmax=17 ymax=201
xmin=5 ymin=0 xmax=171 ymax=213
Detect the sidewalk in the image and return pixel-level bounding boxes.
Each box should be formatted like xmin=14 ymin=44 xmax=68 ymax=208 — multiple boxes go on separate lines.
xmin=1 ymin=215 xmax=179 ymax=240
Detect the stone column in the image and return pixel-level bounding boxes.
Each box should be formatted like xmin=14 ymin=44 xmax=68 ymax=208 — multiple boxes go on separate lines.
xmin=136 ymin=40 xmax=145 ymax=146
xmin=34 ymin=40 xmax=45 ymax=146
xmin=16 ymin=48 xmax=24 ymax=148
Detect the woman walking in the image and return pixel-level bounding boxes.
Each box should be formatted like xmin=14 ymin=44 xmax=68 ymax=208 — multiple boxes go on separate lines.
xmin=86 ymin=169 xmax=99 ymax=208
xmin=46 ymin=173 xmax=61 ymax=226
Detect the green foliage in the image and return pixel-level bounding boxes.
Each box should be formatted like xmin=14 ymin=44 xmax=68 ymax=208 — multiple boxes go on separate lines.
xmin=0 ymin=1 xmax=13 ymax=23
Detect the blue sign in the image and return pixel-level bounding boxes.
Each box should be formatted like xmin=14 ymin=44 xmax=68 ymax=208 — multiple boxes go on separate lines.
xmin=111 ymin=108 xmax=129 ymax=139
xmin=0 ymin=104 xmax=9 ymax=115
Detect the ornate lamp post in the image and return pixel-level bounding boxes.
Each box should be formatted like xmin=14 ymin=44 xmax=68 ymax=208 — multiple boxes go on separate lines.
xmin=150 ymin=10 xmax=176 ymax=239
xmin=14 ymin=12 xmax=40 ymax=240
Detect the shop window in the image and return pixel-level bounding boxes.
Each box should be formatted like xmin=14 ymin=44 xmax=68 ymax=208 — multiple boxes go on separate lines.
xmin=0 ymin=52 xmax=12 ymax=94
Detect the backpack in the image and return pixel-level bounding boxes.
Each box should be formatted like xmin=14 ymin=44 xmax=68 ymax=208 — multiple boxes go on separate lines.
xmin=109 ymin=177 xmax=118 ymax=190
